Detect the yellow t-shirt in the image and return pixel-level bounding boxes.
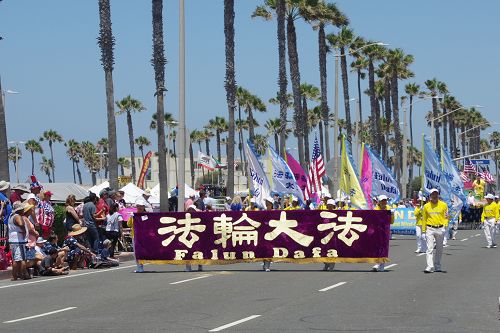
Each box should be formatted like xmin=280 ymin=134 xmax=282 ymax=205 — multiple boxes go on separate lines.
xmin=473 ymin=179 xmax=486 ymax=198
xmin=414 ymin=206 xmax=424 ymax=226
xmin=284 ymin=205 xmax=300 ymax=210
xmin=481 ymin=202 xmax=499 ymax=222
xmin=422 ymin=200 xmax=449 ymax=232
xmin=245 ymin=206 xmax=260 ymax=211
xmin=317 ymin=204 xmax=327 ymax=210
xmin=127 ymin=216 xmax=135 ymax=238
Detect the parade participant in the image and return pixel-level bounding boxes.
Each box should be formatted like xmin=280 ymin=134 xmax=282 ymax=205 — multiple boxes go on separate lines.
xmin=230 ymin=195 xmax=243 ymax=211
xmin=372 ymin=195 xmax=393 ymax=272
xmin=272 ymin=193 xmax=281 ymax=210
xmin=245 ymin=197 xmax=260 ymax=211
xmin=472 ymin=177 xmax=486 ymax=200
xmin=414 ymin=197 xmax=427 ymax=253
xmin=38 ymin=190 xmax=55 ymax=238
xmin=317 ymin=195 xmax=328 ymax=210
xmin=8 ymin=202 xmax=32 ymax=280
xmin=282 ymin=195 xmax=290 ymax=210
xmin=326 ymin=199 xmax=336 ymax=210
xmin=65 ymin=194 xmax=82 ymax=232
xmin=422 ymin=189 xmax=449 ymax=273
xmin=466 ymin=191 xmax=475 ymax=207
xmin=127 ymin=199 xmax=146 ymax=273
xmin=284 ymin=196 xmax=300 ymax=210
xmin=263 ymin=196 xmax=275 ymax=272
xmin=10 ymin=184 xmax=29 ymax=203
xmin=322 ymin=198 xmax=338 ymax=272
xmin=481 ymin=194 xmax=498 ymax=248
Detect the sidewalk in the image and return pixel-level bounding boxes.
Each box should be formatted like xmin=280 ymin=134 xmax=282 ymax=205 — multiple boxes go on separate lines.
xmin=0 ymin=251 xmax=135 ymax=280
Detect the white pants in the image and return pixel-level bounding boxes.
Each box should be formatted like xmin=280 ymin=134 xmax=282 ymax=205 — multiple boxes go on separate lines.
xmin=426 ymin=226 xmax=445 ymax=271
xmin=483 ymin=218 xmax=496 ymax=246
xmin=415 ymin=225 xmax=427 ymax=252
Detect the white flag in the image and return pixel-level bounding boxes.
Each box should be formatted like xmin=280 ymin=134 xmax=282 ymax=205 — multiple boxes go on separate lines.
xmin=197 ymin=151 xmax=216 ymax=171
xmin=267 ymin=146 xmax=304 ymax=202
xmin=245 ymin=140 xmax=271 ymax=208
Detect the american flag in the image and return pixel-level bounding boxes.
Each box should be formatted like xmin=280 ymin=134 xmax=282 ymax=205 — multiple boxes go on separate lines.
xmin=460 ymin=171 xmax=470 ymax=183
xmin=304 ymin=137 xmax=325 ymax=200
xmin=479 ymin=165 xmax=495 ymax=183
xmin=463 ymin=158 xmax=476 ymax=174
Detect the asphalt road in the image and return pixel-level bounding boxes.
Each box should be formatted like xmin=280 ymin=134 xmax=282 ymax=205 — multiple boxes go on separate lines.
xmin=0 ymin=229 xmax=499 ymax=333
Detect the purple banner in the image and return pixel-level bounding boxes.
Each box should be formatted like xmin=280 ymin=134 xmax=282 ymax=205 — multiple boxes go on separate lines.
xmin=134 ymin=210 xmax=391 ymax=265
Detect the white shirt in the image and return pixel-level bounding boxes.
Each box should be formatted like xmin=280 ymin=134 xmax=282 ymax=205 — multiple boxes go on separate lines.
xmin=467 ymin=195 xmax=475 ymax=206
xmin=8 ymin=213 xmax=27 ymax=244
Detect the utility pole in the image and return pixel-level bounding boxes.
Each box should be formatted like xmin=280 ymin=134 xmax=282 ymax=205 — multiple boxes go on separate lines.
xmin=332 ymin=53 xmax=339 ymax=199
xmin=178 ymin=0 xmax=186 ymax=212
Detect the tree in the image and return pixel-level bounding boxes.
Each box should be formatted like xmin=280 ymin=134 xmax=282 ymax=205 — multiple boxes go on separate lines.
xmin=149 ymin=112 xmax=177 ymax=131
xmin=350 ymin=36 xmax=368 ymax=121
xmin=81 ymin=141 xmax=101 ymax=186
xmin=201 ymin=128 xmax=214 ymax=155
xmin=25 ymin=140 xmax=44 ymax=175
xmin=135 ymin=136 xmax=151 ymax=159
xmin=8 ymin=146 xmax=21 ymax=176
xmin=235 ymin=119 xmax=248 ymax=167
xmin=40 ymin=130 xmax=63 ymax=182
xmin=0 ymin=77 xmax=9 ymax=182
xmin=116 ymin=95 xmax=146 ymax=183
xmin=65 ymin=139 xmax=83 ymax=184
xmin=96 ymin=137 xmax=109 ymax=179
xmin=265 ymin=118 xmax=282 ymax=152
xmin=236 ymin=87 xmax=266 ymax=141
xmin=189 ymin=131 xmax=198 ymax=186
xmin=424 ymin=78 xmax=446 ymax=155
xmin=489 ymin=131 xmax=500 ymax=188
xmin=207 ymin=116 xmax=229 ymax=163
xmin=299 ymin=82 xmax=320 ymax=162
xmin=97 ymin=0 xmax=118 ymax=190
xmin=253 ymin=134 xmax=269 ymax=156
xmin=327 ymin=26 xmax=354 ymax=140
xmin=40 ymin=156 xmax=54 ymax=183
xmin=224 ymin=0 xmax=237 ymax=198
xmin=117 ymin=157 xmax=130 ymax=176
xmin=152 ymin=0 xmax=168 ymax=211
xmin=404 ymin=82 xmax=420 ymax=183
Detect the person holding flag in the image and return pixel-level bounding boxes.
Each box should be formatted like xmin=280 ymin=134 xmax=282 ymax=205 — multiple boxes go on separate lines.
xmin=414 ymin=197 xmax=427 ymax=253
xmin=472 ymin=177 xmax=486 ymax=200
xmin=372 ymin=195 xmax=394 ymax=272
xmin=480 ymin=194 xmax=499 ymax=248
xmin=422 ymin=189 xmax=449 ymax=273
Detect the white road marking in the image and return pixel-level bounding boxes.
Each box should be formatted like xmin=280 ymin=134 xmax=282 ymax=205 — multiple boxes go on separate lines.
xmin=209 ymin=315 xmax=261 ymax=332
xmin=0 ymin=264 xmax=137 ymax=290
xmin=475 ymin=233 xmax=481 ymax=237
xmin=461 ymin=238 xmax=469 ymax=242
xmin=385 ymin=264 xmax=398 ymax=269
xmin=318 ymin=281 xmax=347 ymax=292
xmin=169 ymin=275 xmax=212 ymax=285
xmin=417 ymin=253 xmax=426 ymax=256
xmin=4 ymin=307 xmax=77 ymax=323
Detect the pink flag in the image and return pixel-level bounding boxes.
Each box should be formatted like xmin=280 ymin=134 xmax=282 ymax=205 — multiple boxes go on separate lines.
xmin=286 ymin=152 xmax=309 ymax=199
xmin=360 ymin=145 xmax=374 ymax=209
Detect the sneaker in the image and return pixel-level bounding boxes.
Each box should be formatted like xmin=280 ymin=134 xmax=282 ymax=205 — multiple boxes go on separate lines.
xmin=486 ymin=245 xmax=492 ymax=249
xmin=134 ymin=268 xmax=144 ymax=273
xmin=371 ymin=267 xmax=379 ymax=272
xmin=265 ymin=268 xmax=271 ymax=272
xmin=414 ymin=249 xmax=420 ymax=253
xmin=492 ymin=245 xmax=498 ymax=248
xmin=424 ymin=269 xmax=433 ymax=274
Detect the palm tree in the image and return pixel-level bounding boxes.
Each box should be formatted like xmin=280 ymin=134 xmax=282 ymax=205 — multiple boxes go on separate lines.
xmin=65 ymin=139 xmax=83 ymax=184
xmin=207 ymin=117 xmax=229 ymax=163
xmin=265 ymin=118 xmax=282 ymax=152
xmin=302 ymin=1 xmax=348 ymax=162
xmin=96 ymin=137 xmax=109 ymax=179
xmin=300 ymin=82 xmax=320 ymax=162
xmin=224 ymin=0 xmax=237 ymax=198
xmin=489 ymin=131 xmax=500 ymax=187
xmin=189 ymin=131 xmax=199 ymax=186
xmin=327 ymin=27 xmax=355 ymax=140
xmin=116 ymin=95 xmax=146 ymax=183
xmin=350 ymin=36 xmax=368 ymax=121
xmin=135 ymin=136 xmax=151 ymax=159
xmin=25 ymin=140 xmax=43 ymax=176
xmin=0 ymin=77 xmax=9 ymax=182
xmin=440 ymin=94 xmax=458 ymax=151
xmin=150 ymin=112 xmax=177 ymax=132
xmin=235 ymin=119 xmax=248 ymax=166
xmin=237 ymin=87 xmax=266 ymax=141
xmin=8 ymin=146 xmax=21 ymax=176
xmin=117 ymin=157 xmax=130 ymax=177
xmin=253 ymin=134 xmax=269 ymax=156
xmin=97 ymin=0 xmax=118 ymax=190
xmin=404 ymin=83 xmax=420 ymax=151
xmin=40 ymin=157 xmax=54 ymax=183
xmin=152 ymin=0 xmax=168 ymax=211
xmin=424 ymin=78 xmax=444 ymax=154
xmin=81 ymin=141 xmax=101 ymax=186
xmin=310 ymin=106 xmax=324 ymax=150
xmin=40 ymin=130 xmax=63 ymax=182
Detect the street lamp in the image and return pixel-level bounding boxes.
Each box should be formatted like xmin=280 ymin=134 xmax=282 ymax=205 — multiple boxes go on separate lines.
xmin=178 ymin=0 xmax=186 ymax=212
xmin=8 ymin=140 xmax=25 ymax=183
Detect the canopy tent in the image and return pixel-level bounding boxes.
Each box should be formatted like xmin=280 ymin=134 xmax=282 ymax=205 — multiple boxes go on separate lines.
xmin=12 ymin=183 xmax=90 ymax=202
xmin=151 ymin=183 xmax=198 ymax=199
xmin=119 ymin=183 xmax=160 ymax=205
xmin=88 ymin=181 xmax=110 ymax=196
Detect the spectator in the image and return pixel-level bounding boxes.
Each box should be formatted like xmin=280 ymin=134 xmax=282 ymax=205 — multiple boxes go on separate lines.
xmin=96 ymin=190 xmax=111 ymax=241
xmin=116 ymin=190 xmax=126 ymax=209
xmin=38 ymin=190 xmax=55 ymax=238
xmin=83 ymin=192 xmax=104 ymax=253
xmin=45 ymin=234 xmax=69 ymax=268
xmin=39 ymin=248 xmax=69 ymax=276
xmin=0 ymin=180 xmax=12 ymax=232
xmin=105 ymin=203 xmax=122 ymax=258
xmin=186 ymin=205 xmax=199 ymax=213
xmin=184 ymin=194 xmax=196 ymax=211
xmin=137 ymin=189 xmax=153 ymax=212
xmin=9 ymin=184 xmax=30 ymax=203
xmin=8 ymin=201 xmax=32 ymax=280
xmin=64 ymin=224 xmax=94 ymax=269
xmin=272 ymin=193 xmax=281 ymax=210
xmin=65 ymin=194 xmax=82 ymax=232
xmin=24 ymin=211 xmax=41 ymax=273
xmin=194 ymin=190 xmax=207 ymax=211
xmin=106 ymin=190 xmax=116 ymax=208
xmin=230 ymin=196 xmax=243 ymax=211
xmin=97 ymin=239 xmax=119 ymax=267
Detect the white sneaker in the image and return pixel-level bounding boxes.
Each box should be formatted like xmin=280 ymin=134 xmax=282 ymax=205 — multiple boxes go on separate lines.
xmin=414 ymin=249 xmax=420 ymax=253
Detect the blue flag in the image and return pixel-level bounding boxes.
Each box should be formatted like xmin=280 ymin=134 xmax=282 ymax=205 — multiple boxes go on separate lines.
xmin=421 ymin=135 xmax=452 ymax=206
xmin=441 ymin=146 xmax=466 ymax=220
xmin=267 ymin=146 xmax=304 ymax=202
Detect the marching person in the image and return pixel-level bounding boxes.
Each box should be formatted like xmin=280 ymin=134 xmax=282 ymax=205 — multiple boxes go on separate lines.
xmin=263 ymin=196 xmax=275 ymax=272
xmin=372 ymin=195 xmax=393 ymax=272
xmin=472 ymin=177 xmax=486 ymax=200
xmin=127 ymin=199 xmax=147 ymax=273
xmin=322 ymin=198 xmax=337 ymax=272
xmin=245 ymin=197 xmax=260 ymax=211
xmin=422 ymin=189 xmax=449 ymax=273
xmin=414 ymin=197 xmax=427 ymax=253
xmin=480 ymin=194 xmax=498 ymax=248
xmin=284 ymin=196 xmax=300 ymax=210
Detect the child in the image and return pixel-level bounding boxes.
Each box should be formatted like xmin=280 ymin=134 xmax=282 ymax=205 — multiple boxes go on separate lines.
xmin=97 ymin=239 xmax=119 ymax=268
xmin=39 ymin=248 xmax=69 ymax=276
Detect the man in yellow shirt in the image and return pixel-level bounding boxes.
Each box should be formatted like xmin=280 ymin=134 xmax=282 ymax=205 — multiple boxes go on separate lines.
xmin=481 ymin=193 xmax=499 ymax=248
xmin=284 ymin=196 xmax=301 ymax=210
xmin=472 ymin=177 xmax=486 ymax=199
xmin=414 ymin=197 xmax=427 ymax=253
xmin=422 ymin=189 xmax=449 ymax=273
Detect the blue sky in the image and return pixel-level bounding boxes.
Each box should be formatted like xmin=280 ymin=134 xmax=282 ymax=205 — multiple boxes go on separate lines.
xmin=1 ymin=0 xmax=499 ymax=184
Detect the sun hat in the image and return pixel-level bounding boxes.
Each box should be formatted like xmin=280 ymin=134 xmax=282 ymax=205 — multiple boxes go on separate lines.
xmin=188 ymin=204 xmax=199 ymax=211
xmin=429 ymin=188 xmax=439 ymax=195
xmin=378 ymin=195 xmax=388 ymax=202
xmin=485 ymin=193 xmax=495 ymax=200
xmin=326 ymin=199 xmax=335 ymax=205
xmin=495 ymin=195 xmax=499 ymax=199
xmin=35 ymin=237 xmax=47 ymax=244
xmin=12 ymin=201 xmax=34 ymax=214
xmin=0 ymin=180 xmax=10 ymax=191
xmin=26 ymin=193 xmax=37 ymax=201
xmin=12 ymin=184 xmax=30 ymax=193
xmin=68 ymin=224 xmax=88 ymax=236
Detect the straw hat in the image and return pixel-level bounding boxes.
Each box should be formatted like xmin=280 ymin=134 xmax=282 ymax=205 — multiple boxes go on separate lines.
xmin=12 ymin=201 xmax=34 ymax=214
xmin=68 ymin=224 xmax=88 ymax=236
xmin=12 ymin=184 xmax=30 ymax=193
xmin=0 ymin=180 xmax=10 ymax=191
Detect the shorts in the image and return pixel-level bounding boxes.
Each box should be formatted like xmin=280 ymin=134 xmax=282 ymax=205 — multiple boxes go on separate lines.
xmin=25 ymin=247 xmax=36 ymax=261
xmin=10 ymin=244 xmax=27 ymax=262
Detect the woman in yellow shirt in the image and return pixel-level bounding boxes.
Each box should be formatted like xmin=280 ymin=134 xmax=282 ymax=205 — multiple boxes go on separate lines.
xmin=284 ymin=197 xmax=301 ymax=210
xmin=472 ymin=178 xmax=486 ymax=199
xmin=414 ymin=197 xmax=426 ymax=253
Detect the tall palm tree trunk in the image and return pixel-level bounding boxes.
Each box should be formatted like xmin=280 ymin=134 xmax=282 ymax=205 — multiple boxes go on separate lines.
xmin=189 ymin=141 xmax=195 ymax=187
xmin=49 ymin=142 xmax=55 ymax=182
xmin=277 ymin=0 xmax=288 ymax=159
xmin=461 ymin=125 xmax=466 ymax=156
xmin=76 ymin=161 xmax=83 ymax=184
xmin=247 ymin=107 xmax=255 ymax=141
xmin=30 ymin=152 xmax=35 ymax=175
xmin=449 ymin=117 xmax=456 ymax=157
xmin=432 ymin=98 xmax=440 ymax=154
xmin=390 ymin=72 xmax=402 ymax=179
xmin=0 ymin=78 xmax=9 ymax=182
xmin=126 ymin=111 xmax=137 ymax=182
xmin=152 ymin=0 xmax=168 ymax=211
xmin=383 ymin=79 xmax=392 ymax=163
xmin=72 ymin=160 xmax=76 ymax=183
xmin=357 ymin=70 xmax=363 ymax=122
xmin=442 ymin=110 xmax=448 ymax=149
xmin=409 ymin=95 xmax=414 ymax=181
xmin=318 ymin=120 xmax=324 ymax=157
xmin=287 ymin=14 xmax=305 ymax=168
xmin=368 ymin=59 xmax=380 ymax=154
xmin=318 ymin=23 xmax=329 ymax=160
xmin=216 ymin=131 xmax=222 ymax=163
xmin=205 ymin=139 xmax=210 ymax=155
xmin=274 ymin=134 xmax=279 ymax=152
xmin=340 ymin=46 xmax=352 ymax=141
xmin=98 ymin=0 xmax=118 ymax=190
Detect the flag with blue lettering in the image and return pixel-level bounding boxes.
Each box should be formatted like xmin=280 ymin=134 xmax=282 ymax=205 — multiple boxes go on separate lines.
xmin=267 ymin=146 xmax=304 ymax=202
xmin=421 ymin=135 xmax=452 ymax=205
xmin=441 ymin=146 xmax=466 ymax=220
xmin=245 ymin=140 xmax=271 ymax=208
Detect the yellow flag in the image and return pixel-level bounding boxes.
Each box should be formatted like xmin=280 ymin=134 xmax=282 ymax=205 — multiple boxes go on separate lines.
xmin=340 ymin=135 xmax=368 ymax=209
